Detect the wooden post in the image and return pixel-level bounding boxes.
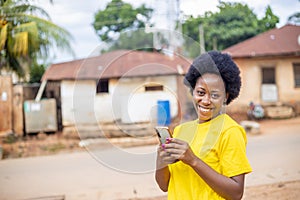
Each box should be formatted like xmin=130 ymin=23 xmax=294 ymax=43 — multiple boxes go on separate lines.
xmin=0 ymin=75 xmax=13 ymax=135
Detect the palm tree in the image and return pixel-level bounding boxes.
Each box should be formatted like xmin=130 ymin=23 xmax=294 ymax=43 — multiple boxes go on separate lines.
xmin=0 ymin=0 xmax=74 ymax=79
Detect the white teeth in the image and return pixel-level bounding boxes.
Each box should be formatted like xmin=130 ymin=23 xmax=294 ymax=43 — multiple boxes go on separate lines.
xmin=199 ymin=106 xmax=210 ymax=113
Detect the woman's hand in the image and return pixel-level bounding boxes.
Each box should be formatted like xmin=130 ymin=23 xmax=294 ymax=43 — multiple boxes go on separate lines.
xmin=155 ymin=138 xmax=195 ymax=192
xmin=155 ymin=141 xmax=178 ymax=192
xmin=156 ymin=142 xmax=178 ymax=169
xmin=164 ymin=138 xmax=197 ymax=166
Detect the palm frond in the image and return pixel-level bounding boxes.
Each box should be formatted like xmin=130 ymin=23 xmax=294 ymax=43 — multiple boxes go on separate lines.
xmin=0 ymin=0 xmax=75 ymax=79
xmin=13 ymin=21 xmax=39 ymax=51
xmin=13 ymin=31 xmax=28 ymax=56
xmin=0 ymin=23 xmax=8 ymax=50
xmin=13 ymin=4 xmax=51 ymax=20
xmin=7 ymin=50 xmax=25 ymax=77
xmin=1 ymin=0 xmax=51 ymax=20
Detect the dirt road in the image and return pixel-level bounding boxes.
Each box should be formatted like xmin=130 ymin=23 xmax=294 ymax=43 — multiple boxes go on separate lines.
xmin=0 ymin=117 xmax=299 ymax=200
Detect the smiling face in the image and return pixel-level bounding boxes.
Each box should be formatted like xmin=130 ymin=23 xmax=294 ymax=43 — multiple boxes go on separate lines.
xmin=192 ymin=73 xmax=227 ymax=123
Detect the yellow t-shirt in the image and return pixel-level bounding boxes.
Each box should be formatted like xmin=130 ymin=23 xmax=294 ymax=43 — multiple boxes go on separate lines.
xmin=168 ymin=114 xmax=252 ymax=200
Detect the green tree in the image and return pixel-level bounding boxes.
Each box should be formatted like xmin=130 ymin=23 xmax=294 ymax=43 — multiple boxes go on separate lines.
xmin=181 ymin=16 xmax=203 ymax=58
xmin=29 ymin=62 xmax=45 ymax=83
xmin=0 ymin=0 xmax=74 ymax=79
xmin=107 ymin=29 xmax=154 ymax=52
xmin=182 ymin=2 xmax=279 ymax=56
xmin=204 ymin=2 xmax=260 ymax=51
xmin=93 ymin=0 xmax=153 ymax=42
xmin=258 ymin=5 xmax=279 ymax=32
xmin=287 ymin=12 xmax=300 ymax=25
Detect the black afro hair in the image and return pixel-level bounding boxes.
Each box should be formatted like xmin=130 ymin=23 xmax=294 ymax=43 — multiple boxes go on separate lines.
xmin=184 ymin=50 xmax=241 ymax=105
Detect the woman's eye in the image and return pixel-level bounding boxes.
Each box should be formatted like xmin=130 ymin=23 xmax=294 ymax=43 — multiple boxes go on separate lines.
xmin=197 ymin=91 xmax=205 ymax=96
xmin=211 ymin=93 xmax=220 ymax=99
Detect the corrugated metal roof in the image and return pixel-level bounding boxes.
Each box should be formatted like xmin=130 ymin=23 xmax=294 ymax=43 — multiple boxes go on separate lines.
xmin=223 ymin=24 xmax=300 ymax=58
xmin=42 ymin=50 xmax=192 ymax=81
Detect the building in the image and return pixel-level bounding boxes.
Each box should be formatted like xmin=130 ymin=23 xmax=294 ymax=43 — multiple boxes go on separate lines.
xmin=223 ymin=24 xmax=300 ymax=117
xmin=42 ymin=50 xmax=192 ymax=133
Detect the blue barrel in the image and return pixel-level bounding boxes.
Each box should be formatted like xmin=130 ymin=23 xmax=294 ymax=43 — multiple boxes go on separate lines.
xmin=157 ymin=100 xmax=171 ymax=126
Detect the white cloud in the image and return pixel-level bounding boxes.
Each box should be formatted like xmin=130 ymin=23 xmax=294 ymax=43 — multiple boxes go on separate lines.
xmin=222 ymin=0 xmax=298 ymax=26
xmin=33 ymin=0 xmax=299 ymax=63
xmin=180 ymin=0 xmax=219 ymax=17
xmin=35 ymin=0 xmax=105 ymax=62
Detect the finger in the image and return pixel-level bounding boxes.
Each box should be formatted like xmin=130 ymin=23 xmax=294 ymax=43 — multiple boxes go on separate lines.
xmin=168 ymin=154 xmax=182 ymax=162
xmin=160 ymin=149 xmax=176 ymax=158
xmin=157 ymin=145 xmax=165 ymax=153
xmin=169 ymin=138 xmax=186 ymax=145
xmin=157 ymin=145 xmax=162 ymax=151
xmin=160 ymin=150 xmax=173 ymax=157
xmin=165 ymin=148 xmax=183 ymax=155
xmin=163 ymin=156 xmax=178 ymax=164
xmin=165 ymin=142 xmax=185 ymax=150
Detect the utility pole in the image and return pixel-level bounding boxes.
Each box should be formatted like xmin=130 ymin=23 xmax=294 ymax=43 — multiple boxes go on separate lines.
xmin=176 ymin=0 xmax=182 ymax=34
xmin=148 ymin=0 xmax=183 ymax=55
xmin=199 ymin=24 xmax=205 ymax=54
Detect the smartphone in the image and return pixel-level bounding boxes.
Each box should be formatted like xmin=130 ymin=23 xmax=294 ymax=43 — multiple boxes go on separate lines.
xmin=155 ymin=126 xmax=172 ymax=144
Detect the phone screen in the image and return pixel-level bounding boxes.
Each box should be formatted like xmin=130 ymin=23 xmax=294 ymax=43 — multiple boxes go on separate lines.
xmin=155 ymin=127 xmax=172 ymax=144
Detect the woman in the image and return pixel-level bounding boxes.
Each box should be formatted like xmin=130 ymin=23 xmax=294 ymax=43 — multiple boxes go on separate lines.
xmin=155 ymin=51 xmax=252 ymax=200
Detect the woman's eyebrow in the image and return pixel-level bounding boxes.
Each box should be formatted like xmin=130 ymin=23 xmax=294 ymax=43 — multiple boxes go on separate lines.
xmin=210 ymin=89 xmax=222 ymax=92
xmin=195 ymin=86 xmax=206 ymax=90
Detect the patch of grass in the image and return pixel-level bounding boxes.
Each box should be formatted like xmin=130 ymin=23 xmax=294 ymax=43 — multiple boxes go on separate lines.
xmin=40 ymin=143 xmax=66 ymax=153
xmin=3 ymin=134 xmax=18 ymax=144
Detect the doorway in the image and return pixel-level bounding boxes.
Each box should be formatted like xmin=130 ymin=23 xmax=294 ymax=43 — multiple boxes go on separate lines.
xmin=261 ymin=67 xmax=278 ymax=102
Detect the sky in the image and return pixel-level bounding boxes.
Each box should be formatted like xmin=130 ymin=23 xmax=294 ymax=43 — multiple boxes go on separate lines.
xmin=34 ymin=0 xmax=299 ymax=63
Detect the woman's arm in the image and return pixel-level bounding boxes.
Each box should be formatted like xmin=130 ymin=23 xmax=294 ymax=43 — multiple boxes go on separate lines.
xmin=190 ymin=158 xmax=245 ymax=200
xmin=155 ymin=145 xmax=177 ymax=192
xmin=155 ymin=166 xmax=170 ymax=192
xmin=165 ymin=138 xmax=245 ymax=200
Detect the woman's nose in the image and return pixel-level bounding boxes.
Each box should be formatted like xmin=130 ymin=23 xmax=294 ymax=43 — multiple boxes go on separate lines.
xmin=202 ymin=94 xmax=211 ymax=104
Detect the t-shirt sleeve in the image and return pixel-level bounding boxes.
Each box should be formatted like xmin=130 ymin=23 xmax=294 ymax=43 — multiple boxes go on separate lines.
xmin=172 ymin=125 xmax=180 ymax=138
xmin=219 ymin=126 xmax=252 ymax=177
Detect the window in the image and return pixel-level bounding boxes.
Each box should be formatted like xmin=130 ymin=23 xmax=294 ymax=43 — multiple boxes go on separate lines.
xmin=293 ymin=63 xmax=300 ymax=88
xmin=145 ymin=85 xmax=163 ymax=91
xmin=262 ymin=67 xmax=276 ymax=84
xmin=96 ymin=79 xmax=109 ymax=93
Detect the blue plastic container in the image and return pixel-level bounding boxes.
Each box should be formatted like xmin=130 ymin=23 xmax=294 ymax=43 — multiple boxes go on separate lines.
xmin=157 ymin=100 xmax=171 ymax=126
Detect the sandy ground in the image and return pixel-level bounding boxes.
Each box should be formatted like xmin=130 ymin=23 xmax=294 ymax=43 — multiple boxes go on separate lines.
xmin=1 ymin=116 xmax=300 ymax=200
xmin=134 ymin=180 xmax=300 ymax=200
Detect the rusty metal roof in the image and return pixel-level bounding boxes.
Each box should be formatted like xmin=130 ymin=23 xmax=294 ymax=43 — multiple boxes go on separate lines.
xmin=223 ymin=24 xmax=300 ymax=58
xmin=42 ymin=50 xmax=192 ymax=81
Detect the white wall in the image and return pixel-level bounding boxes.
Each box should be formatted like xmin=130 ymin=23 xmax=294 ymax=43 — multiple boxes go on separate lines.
xmin=94 ymin=93 xmax=115 ymax=123
xmin=110 ymin=76 xmax=178 ymax=124
xmin=61 ymin=80 xmax=75 ymax=126
xmin=61 ymin=80 xmax=97 ymax=126
xmin=60 ymin=75 xmax=179 ymax=126
xmin=121 ymin=91 xmax=178 ymax=123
